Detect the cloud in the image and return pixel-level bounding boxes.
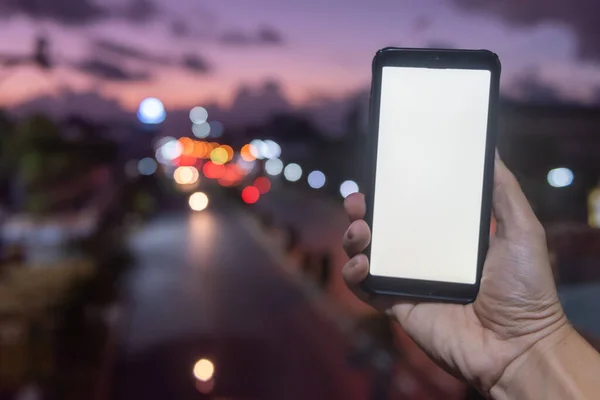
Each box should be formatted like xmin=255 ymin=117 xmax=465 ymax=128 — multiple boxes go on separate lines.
xmin=180 ymin=54 xmax=211 ymax=74
xmin=452 ymin=0 xmax=600 ymax=61
xmin=89 ymin=38 xmax=212 ymax=74
xmin=74 ymin=58 xmax=152 ymax=82
xmin=219 ymin=26 xmax=284 ymax=47
xmin=413 ymin=15 xmax=434 ymax=33
xmin=510 ymin=67 xmax=563 ymax=103
xmin=170 ymin=20 xmax=190 ymax=38
xmin=92 ymin=39 xmax=170 ymax=65
xmin=0 ymin=0 xmax=159 ymax=26
xmin=117 ymin=0 xmax=158 ymax=24
xmin=256 ymin=27 xmax=284 ymax=45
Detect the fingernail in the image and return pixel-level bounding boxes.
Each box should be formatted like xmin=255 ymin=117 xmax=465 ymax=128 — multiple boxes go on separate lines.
xmin=495 ymin=149 xmax=500 ymax=160
xmin=347 ymin=229 xmax=354 ymax=241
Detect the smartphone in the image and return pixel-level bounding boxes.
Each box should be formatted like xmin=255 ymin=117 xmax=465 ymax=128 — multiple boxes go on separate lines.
xmin=362 ymin=47 xmax=501 ymax=304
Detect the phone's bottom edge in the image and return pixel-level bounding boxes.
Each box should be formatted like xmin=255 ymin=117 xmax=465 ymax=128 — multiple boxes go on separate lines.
xmin=363 ymin=287 xmax=477 ymax=305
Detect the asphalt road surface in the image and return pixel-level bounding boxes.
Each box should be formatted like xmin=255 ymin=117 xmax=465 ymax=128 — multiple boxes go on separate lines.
xmin=111 ymin=199 xmax=377 ymax=400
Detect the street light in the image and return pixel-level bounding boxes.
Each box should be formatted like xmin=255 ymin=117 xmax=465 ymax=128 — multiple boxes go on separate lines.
xmin=138 ymin=98 xmax=166 ymax=124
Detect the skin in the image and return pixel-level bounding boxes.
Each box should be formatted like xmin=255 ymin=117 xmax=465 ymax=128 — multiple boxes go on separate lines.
xmin=341 ymin=154 xmax=579 ymax=397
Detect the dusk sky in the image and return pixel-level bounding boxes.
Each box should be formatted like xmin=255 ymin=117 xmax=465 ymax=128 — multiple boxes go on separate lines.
xmin=1 ymin=0 xmax=600 ymax=112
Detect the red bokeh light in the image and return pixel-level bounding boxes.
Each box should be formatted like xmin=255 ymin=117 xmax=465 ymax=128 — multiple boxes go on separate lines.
xmin=202 ymin=161 xmax=225 ymax=179
xmin=241 ymin=186 xmax=260 ymax=204
xmin=176 ymin=155 xmax=197 ymax=167
xmin=253 ymin=177 xmax=271 ymax=194
xmin=218 ymin=164 xmax=244 ymax=187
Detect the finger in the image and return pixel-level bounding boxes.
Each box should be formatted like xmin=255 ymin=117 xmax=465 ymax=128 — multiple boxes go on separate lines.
xmin=343 ymin=220 xmax=371 ymax=257
xmin=342 ymin=254 xmax=370 ymax=287
xmin=342 ymin=254 xmax=397 ymax=311
xmin=344 ymin=193 xmax=366 ymax=222
xmin=493 ymin=153 xmax=544 ymax=239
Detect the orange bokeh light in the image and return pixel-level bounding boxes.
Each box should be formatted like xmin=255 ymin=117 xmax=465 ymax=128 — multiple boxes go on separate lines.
xmin=193 ymin=141 xmax=208 ymax=158
xmin=179 ymin=137 xmax=195 ymax=156
xmin=240 ymin=144 xmax=256 ymax=162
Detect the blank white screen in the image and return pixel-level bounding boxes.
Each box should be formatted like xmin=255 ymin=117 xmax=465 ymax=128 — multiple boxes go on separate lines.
xmin=369 ymin=67 xmax=491 ymax=284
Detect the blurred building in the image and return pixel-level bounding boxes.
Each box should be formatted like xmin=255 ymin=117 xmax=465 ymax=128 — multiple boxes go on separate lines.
xmin=498 ymin=103 xmax=600 ymax=226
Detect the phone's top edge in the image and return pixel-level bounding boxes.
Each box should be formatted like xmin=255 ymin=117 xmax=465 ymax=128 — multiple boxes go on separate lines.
xmin=373 ymin=47 xmax=501 ymax=70
xmin=377 ymin=46 xmax=496 ymax=55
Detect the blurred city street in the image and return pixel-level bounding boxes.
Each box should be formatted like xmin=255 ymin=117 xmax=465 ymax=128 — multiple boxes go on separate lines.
xmin=115 ymin=198 xmax=375 ymax=400
xmin=2 ymin=1 xmax=600 ymax=398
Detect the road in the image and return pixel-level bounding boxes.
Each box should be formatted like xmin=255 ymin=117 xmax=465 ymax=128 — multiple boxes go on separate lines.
xmin=112 ymin=198 xmax=376 ymax=400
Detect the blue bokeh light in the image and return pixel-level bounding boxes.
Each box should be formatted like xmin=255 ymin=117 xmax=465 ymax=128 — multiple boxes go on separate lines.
xmin=138 ymin=98 xmax=166 ymax=124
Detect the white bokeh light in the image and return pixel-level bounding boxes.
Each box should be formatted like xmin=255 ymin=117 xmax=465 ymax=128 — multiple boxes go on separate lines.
xmin=189 ymin=192 xmax=209 ymax=212
xmin=308 ymin=170 xmax=326 ymax=189
xmin=265 ymin=159 xmax=283 ymax=176
xmin=340 ymin=180 xmax=359 ymax=198
xmin=160 ymin=140 xmax=183 ymax=161
xmin=284 ymin=163 xmax=302 ymax=182
xmin=189 ymin=106 xmax=208 ymax=124
xmin=192 ymin=122 xmax=211 ymax=138
xmin=138 ymin=98 xmax=166 ymax=124
xmin=263 ymin=140 xmax=281 ymax=159
xmin=250 ymin=139 xmax=267 ymax=159
xmin=547 ymin=168 xmax=574 ymax=188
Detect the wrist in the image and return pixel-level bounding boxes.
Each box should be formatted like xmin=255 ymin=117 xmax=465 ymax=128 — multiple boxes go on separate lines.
xmin=490 ymin=322 xmax=576 ymax=400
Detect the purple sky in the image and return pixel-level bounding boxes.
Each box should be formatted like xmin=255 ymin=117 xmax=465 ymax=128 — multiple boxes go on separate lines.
xmin=1 ymin=0 xmax=600 ymax=111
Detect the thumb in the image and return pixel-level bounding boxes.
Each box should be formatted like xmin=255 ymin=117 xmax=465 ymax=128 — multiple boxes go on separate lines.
xmin=492 ymin=153 xmax=543 ymax=239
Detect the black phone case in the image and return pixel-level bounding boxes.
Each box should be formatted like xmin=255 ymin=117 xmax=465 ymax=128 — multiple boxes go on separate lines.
xmin=361 ymin=47 xmax=502 ymax=304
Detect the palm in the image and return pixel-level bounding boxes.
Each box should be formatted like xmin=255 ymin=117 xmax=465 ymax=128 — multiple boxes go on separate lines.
xmin=390 ymin=231 xmax=557 ymax=389
xmin=342 ymin=158 xmax=567 ymax=393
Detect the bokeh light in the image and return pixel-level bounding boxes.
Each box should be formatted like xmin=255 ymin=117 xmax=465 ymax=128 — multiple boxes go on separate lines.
xmin=340 ymin=180 xmax=359 ymax=198
xmin=153 ymin=136 xmax=176 ymax=151
xmin=241 ymin=144 xmax=257 ymax=161
xmin=547 ymin=167 xmax=574 ymax=188
xmin=265 ymin=159 xmax=283 ymax=176
xmin=283 ymin=163 xmax=302 ymax=182
xmin=242 ymin=186 xmax=260 ymax=204
xmin=193 ymin=141 xmax=208 ymax=158
xmin=189 ymin=107 xmax=208 ymax=124
xmin=263 ymin=140 xmax=281 ymax=159
xmin=138 ymin=157 xmax=157 ymax=176
xmin=174 ymin=166 xmax=199 ymax=185
xmin=254 ymin=177 xmax=271 ymax=194
xmin=192 ymin=122 xmax=211 ymax=138
xmin=209 ymin=121 xmax=224 ymax=138
xmin=178 ymin=137 xmax=195 ymax=156
xmin=236 ymin=157 xmax=255 ymax=173
xmin=220 ymin=145 xmax=234 ymax=161
xmin=203 ymin=161 xmax=226 ymax=179
xmin=308 ymin=170 xmax=326 ymax=189
xmin=138 ymin=97 xmax=166 ymax=124
xmin=219 ymin=164 xmax=244 ymax=187
xmin=160 ymin=139 xmax=183 ymax=162
xmin=210 ymin=147 xmax=228 ymax=165
xmin=189 ymin=193 xmax=209 ymax=212
xmin=250 ymin=139 xmax=267 ymax=159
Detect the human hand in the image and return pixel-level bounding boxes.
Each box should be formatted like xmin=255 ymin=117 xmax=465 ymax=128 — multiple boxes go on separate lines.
xmin=342 ymin=155 xmax=573 ymax=396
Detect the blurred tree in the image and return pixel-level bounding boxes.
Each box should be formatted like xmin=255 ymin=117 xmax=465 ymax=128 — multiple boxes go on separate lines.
xmin=3 ymin=114 xmax=118 ymax=215
xmin=263 ymin=113 xmax=325 ymax=144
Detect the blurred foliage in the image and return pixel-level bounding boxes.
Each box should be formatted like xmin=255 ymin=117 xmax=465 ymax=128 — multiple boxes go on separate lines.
xmin=0 ymin=114 xmax=118 ymax=215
